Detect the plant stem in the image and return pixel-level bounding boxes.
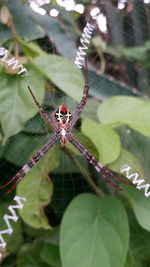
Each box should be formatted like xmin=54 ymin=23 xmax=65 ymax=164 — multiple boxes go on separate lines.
xmin=62 ymin=146 xmax=104 ymax=198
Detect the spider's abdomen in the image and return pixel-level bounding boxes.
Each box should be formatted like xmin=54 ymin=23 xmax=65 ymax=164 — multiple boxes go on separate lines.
xmin=55 ymin=105 xmax=71 ymax=124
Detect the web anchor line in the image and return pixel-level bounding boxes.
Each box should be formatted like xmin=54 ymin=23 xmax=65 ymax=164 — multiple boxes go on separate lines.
xmin=0 ymin=47 xmax=28 ymax=76
xmin=74 ymin=21 xmax=95 ymax=69
xmin=0 ymin=196 xmax=26 ymax=261
xmin=120 ymin=164 xmax=150 ymax=197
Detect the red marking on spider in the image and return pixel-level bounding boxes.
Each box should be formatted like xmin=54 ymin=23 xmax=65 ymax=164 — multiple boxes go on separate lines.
xmin=59 ymin=105 xmax=68 ymax=112
xmin=0 ymin=59 xmax=132 ymax=195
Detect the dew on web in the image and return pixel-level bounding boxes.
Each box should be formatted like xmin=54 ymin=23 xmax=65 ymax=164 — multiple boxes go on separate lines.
xmin=0 ymin=0 xmax=150 ymax=265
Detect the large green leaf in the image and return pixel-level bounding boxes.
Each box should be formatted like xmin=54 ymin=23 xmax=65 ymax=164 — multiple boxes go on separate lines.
xmin=98 ymin=96 xmax=150 ymax=137
xmin=17 ymin=145 xmax=60 ymax=229
xmin=60 ymin=194 xmax=129 ymax=267
xmin=31 ymin=54 xmax=84 ymax=102
xmin=32 ymin=53 xmax=138 ymax=105
xmin=81 ymin=118 xmax=121 ymax=165
xmin=17 ymin=168 xmax=53 ymax=229
xmin=0 ymin=66 xmax=45 ymax=141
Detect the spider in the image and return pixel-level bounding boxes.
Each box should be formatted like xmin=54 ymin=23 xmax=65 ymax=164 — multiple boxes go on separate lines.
xmin=0 ymin=60 xmax=129 ymax=195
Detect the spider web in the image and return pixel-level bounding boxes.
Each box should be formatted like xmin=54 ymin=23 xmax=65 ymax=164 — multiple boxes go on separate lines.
xmin=0 ymin=0 xmax=149 ymax=205
xmin=0 ymin=0 xmax=149 ymax=197
xmin=0 ymin=1 xmax=150 ymax=264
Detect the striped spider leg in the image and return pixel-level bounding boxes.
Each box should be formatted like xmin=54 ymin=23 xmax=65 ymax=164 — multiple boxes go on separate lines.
xmin=67 ymin=60 xmax=130 ymax=190
xmin=0 ymin=135 xmax=59 ymax=195
xmin=0 ymin=86 xmax=61 ymax=195
xmin=68 ymin=59 xmax=89 ymax=129
xmin=67 ymin=134 xmax=130 ymax=191
xmin=0 ymin=59 xmax=130 ymax=195
xmin=28 ymin=86 xmax=59 ymax=132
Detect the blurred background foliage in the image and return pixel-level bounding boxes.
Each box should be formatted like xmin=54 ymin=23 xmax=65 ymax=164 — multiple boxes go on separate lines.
xmin=0 ymin=0 xmax=150 ymax=266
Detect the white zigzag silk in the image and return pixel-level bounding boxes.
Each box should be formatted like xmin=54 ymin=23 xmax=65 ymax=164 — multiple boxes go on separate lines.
xmin=0 ymin=47 xmax=27 ymax=75
xmin=74 ymin=22 xmax=94 ymax=69
xmin=120 ymin=165 xmax=150 ymax=197
xmin=0 ymin=196 xmax=26 ymax=260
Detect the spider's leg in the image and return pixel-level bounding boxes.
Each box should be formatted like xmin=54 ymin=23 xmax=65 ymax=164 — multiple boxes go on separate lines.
xmin=99 ymin=167 xmax=131 ymax=185
xmin=28 ymin=86 xmax=59 ymax=132
xmin=100 ymin=176 xmax=123 ymax=191
xmin=68 ymin=134 xmax=130 ymax=190
xmin=5 ymin=182 xmax=19 ymax=196
xmin=0 ymin=135 xmax=59 ymax=195
xmin=69 ymin=59 xmax=89 ymax=129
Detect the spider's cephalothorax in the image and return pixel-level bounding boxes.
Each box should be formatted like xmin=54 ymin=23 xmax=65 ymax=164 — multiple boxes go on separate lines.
xmin=55 ymin=105 xmax=71 ymax=125
xmin=0 ymin=59 xmax=131 ymax=195
xmin=55 ymin=105 xmax=72 ymax=146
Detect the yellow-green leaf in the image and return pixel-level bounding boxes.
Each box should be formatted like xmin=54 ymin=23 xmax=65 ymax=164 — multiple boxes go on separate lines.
xmin=31 ymin=54 xmax=84 ymax=102
xmin=98 ymin=96 xmax=150 ymax=137
xmin=17 ymin=146 xmax=60 ymax=229
xmin=60 ymin=194 xmax=129 ymax=267
xmin=0 ymin=66 xmax=45 ymax=141
xmin=81 ymin=117 xmax=121 ymax=165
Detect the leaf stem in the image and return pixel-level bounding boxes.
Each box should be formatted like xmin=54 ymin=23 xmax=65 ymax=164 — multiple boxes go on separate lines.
xmin=62 ymin=146 xmax=104 ymax=198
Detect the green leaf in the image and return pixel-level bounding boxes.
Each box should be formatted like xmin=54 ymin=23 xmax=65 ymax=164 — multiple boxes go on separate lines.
xmin=2 ymin=0 xmax=44 ymax=42
xmin=60 ymin=194 xmax=129 ymax=267
xmin=5 ymin=133 xmax=48 ymax=166
xmin=81 ymin=118 xmax=121 ymax=165
xmin=20 ymin=40 xmax=42 ymax=58
xmin=108 ymin=129 xmax=150 ymax=232
xmin=41 ymin=243 xmax=61 ymax=266
xmin=40 ymin=229 xmax=61 ymax=266
xmin=123 ymin=253 xmax=134 ymax=267
xmin=17 ymin=168 xmax=53 ymax=230
xmin=32 ymin=54 xmax=138 ymax=106
xmin=17 ymin=146 xmax=60 ymax=229
xmin=125 ymin=213 xmax=150 ymax=267
xmin=23 ymin=223 xmax=49 ymax=239
xmin=117 ymin=126 xmax=150 ymax=180
xmin=123 ymin=184 xmax=150 ymax=232
xmin=27 ymin=9 xmax=77 ymax=58
xmin=31 ymin=54 xmax=84 ymax=102
xmin=68 ymin=131 xmax=99 ymax=159
xmin=0 ymin=66 xmax=45 ymax=141
xmin=108 ymin=147 xmax=150 ymax=232
xmin=108 ymin=148 xmax=146 ymax=179
xmin=17 ymin=243 xmax=50 ymax=267
xmin=98 ymin=96 xmax=150 ymax=137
